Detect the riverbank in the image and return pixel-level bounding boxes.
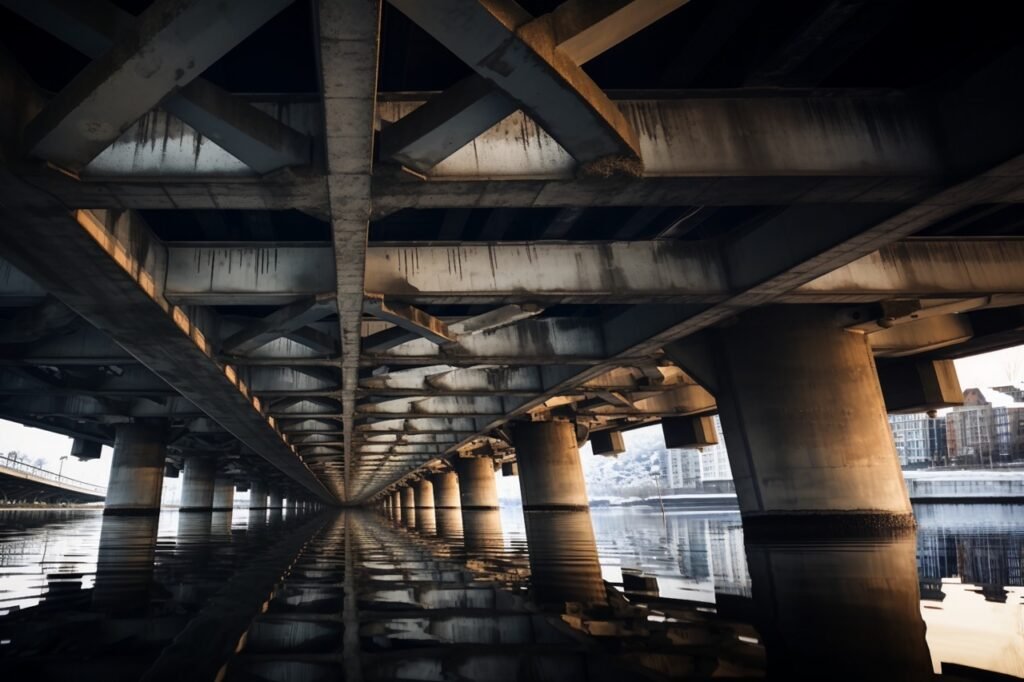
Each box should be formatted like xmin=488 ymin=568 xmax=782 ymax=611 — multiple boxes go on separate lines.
xmin=590 ymin=470 xmax=1024 ymax=509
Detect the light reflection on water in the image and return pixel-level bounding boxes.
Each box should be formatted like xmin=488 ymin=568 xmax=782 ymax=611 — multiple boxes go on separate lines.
xmin=0 ymin=503 xmax=1021 ymax=678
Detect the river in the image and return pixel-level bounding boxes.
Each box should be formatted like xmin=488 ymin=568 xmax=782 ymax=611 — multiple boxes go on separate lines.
xmin=0 ymin=503 xmax=1020 ymax=679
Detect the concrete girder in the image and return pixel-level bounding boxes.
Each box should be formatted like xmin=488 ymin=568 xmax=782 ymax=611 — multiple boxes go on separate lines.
xmin=361 ymin=366 xmax=543 ymax=394
xmin=358 ymin=417 xmax=484 ymax=434
xmin=376 ymin=93 xmax=938 ymax=181
xmin=0 ymin=0 xmax=312 ymax=174
xmin=364 ymin=318 xmax=609 ymax=366
xmin=379 ymin=0 xmax=685 ymax=172
xmin=363 ymin=295 xmax=455 ymax=345
xmin=0 ymin=202 xmax=332 ymax=501
xmin=317 ymin=0 xmax=381 ymax=500
xmin=388 ymin=0 xmax=642 ymax=172
xmin=25 ymin=0 xmax=298 ymax=171
xmin=221 ymin=297 xmax=336 ymax=354
xmin=867 ymin=315 xmax=975 ymax=358
xmin=242 ymin=366 xmax=340 ymax=393
xmin=164 ymin=239 xmax=1024 ymax=306
xmin=0 ymin=394 xmax=203 ymax=419
xmin=356 ymin=396 xmax=511 ymax=417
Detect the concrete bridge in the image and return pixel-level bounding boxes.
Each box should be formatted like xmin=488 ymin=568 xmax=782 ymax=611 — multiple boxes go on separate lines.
xmin=0 ymin=458 xmax=105 ymax=504
xmin=0 ymin=0 xmax=1022 ymax=531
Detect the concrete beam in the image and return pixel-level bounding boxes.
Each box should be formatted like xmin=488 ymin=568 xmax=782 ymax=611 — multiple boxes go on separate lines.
xmin=25 ymin=0 xmax=298 ymax=170
xmin=165 ymin=239 xmax=1024 ymax=306
xmin=0 ymin=199 xmax=332 ymax=502
xmin=364 ymin=318 xmax=609 ymax=366
xmin=317 ymin=0 xmax=381 ymax=500
xmin=363 ymin=295 xmax=454 ymax=345
xmin=388 ymin=0 xmax=642 ymax=172
xmin=222 ymin=297 xmax=335 ymax=354
xmin=0 ymin=0 xmax=311 ymax=173
xmin=380 ymin=0 xmax=684 ymax=171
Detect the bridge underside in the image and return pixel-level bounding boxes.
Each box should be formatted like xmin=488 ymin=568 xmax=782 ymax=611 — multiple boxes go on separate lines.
xmin=0 ymin=0 xmax=1023 ymax=511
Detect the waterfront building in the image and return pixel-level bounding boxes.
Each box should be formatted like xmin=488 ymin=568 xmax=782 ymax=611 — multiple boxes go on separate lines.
xmin=888 ymin=413 xmax=948 ymax=468
xmin=660 ymin=416 xmax=734 ymax=492
xmin=947 ymin=388 xmax=1024 ymax=466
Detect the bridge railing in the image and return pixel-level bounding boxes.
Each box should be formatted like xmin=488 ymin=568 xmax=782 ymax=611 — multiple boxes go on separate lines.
xmin=0 ymin=458 xmax=106 ymax=496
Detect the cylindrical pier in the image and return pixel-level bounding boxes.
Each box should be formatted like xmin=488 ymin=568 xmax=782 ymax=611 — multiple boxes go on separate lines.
xmin=104 ymin=423 xmax=167 ymax=515
xmin=431 ymin=471 xmax=460 ymax=509
xmin=180 ymin=456 xmax=216 ymax=512
xmin=454 ymin=457 xmax=499 ymax=509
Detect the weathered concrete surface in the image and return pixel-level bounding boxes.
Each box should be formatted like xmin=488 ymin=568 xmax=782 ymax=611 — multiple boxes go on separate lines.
xmin=317 ymin=0 xmax=381 ymax=501
xmin=212 ymin=478 xmax=236 ymax=510
xmin=180 ymin=455 xmax=216 ymax=511
xmin=105 ymin=423 xmax=166 ymax=514
xmin=709 ymin=306 xmax=913 ymax=525
xmin=454 ymin=457 xmax=499 ymax=510
xmin=161 ymin=239 xmax=1024 ymax=306
xmin=2 ymin=0 xmax=312 ymax=173
xmin=388 ymin=0 xmax=642 ymax=170
xmin=431 ymin=471 xmax=460 ymax=509
xmin=511 ymin=421 xmax=589 ymax=510
xmin=413 ymin=478 xmax=434 ymax=509
xmin=379 ymin=0 xmax=685 ymax=171
xmin=26 ymin=0 xmax=297 ymax=170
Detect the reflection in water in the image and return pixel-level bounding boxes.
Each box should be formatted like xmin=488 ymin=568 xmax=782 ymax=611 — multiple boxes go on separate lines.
xmin=746 ymin=532 xmax=932 ymax=680
xmin=416 ymin=505 xmax=437 ymax=535
xmin=462 ymin=508 xmax=504 ymax=556
xmin=93 ymin=515 xmax=159 ymax=614
xmin=436 ymin=508 xmax=463 ymax=541
xmin=1 ymin=504 xmax=1024 ymax=678
xmin=523 ymin=510 xmax=606 ymax=605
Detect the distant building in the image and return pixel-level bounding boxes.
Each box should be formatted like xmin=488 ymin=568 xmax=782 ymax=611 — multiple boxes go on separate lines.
xmin=661 ymin=448 xmax=701 ymax=490
xmin=946 ymin=388 xmax=1024 ymax=466
xmin=888 ymin=412 xmax=947 ymax=468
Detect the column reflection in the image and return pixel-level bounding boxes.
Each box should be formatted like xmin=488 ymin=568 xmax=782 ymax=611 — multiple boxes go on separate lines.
xmin=435 ymin=508 xmax=464 ymax=542
xmin=745 ymin=529 xmax=932 ymax=680
xmin=92 ymin=514 xmax=160 ymax=614
xmin=415 ymin=505 xmax=437 ymax=535
xmin=523 ymin=509 xmax=605 ymax=605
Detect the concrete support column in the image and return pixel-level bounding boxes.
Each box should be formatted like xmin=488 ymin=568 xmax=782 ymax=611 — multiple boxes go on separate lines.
xmin=712 ymin=306 xmax=913 ymax=530
xmin=104 ymin=423 xmax=166 ymax=515
xmin=249 ymin=481 xmax=268 ymax=509
xmin=413 ymin=478 xmax=434 ymax=509
xmin=510 ymin=420 xmax=605 ymax=605
xmin=454 ymin=457 xmax=499 ymax=509
xmin=180 ymin=456 xmax=216 ymax=511
xmin=401 ymin=485 xmax=415 ymax=509
xmin=211 ymin=478 xmax=235 ymax=511
xmin=268 ymin=488 xmax=283 ymax=509
xmin=431 ymin=471 xmax=460 ymax=509
xmin=511 ymin=421 xmax=588 ymax=510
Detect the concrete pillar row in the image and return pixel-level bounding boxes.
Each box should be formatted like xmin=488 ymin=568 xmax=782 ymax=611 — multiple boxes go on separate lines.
xmin=431 ymin=471 xmax=460 ymax=509
xmin=211 ymin=477 xmax=235 ymax=511
xmin=712 ymin=305 xmax=914 ymax=530
xmin=180 ymin=455 xmax=216 ymax=511
xmin=511 ymin=420 xmax=589 ymax=510
xmin=249 ymin=481 xmax=268 ymax=509
xmin=104 ymin=423 xmax=167 ymax=515
xmin=413 ymin=478 xmax=434 ymax=509
xmin=401 ymin=485 xmax=415 ymax=509
xmin=391 ymin=490 xmax=402 ymax=509
xmin=454 ymin=457 xmax=499 ymax=509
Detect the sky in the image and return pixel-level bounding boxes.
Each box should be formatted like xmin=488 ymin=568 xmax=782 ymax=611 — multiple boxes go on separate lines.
xmin=3 ymin=344 xmax=1024 ymax=491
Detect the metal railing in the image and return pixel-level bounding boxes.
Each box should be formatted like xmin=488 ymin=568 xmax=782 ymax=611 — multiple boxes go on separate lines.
xmin=0 ymin=458 xmax=106 ymax=495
